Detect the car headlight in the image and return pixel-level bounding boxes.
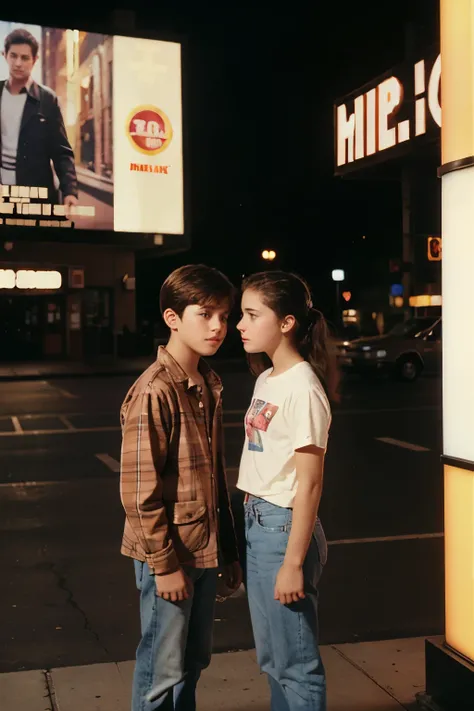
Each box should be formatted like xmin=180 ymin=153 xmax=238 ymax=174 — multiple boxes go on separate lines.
xmin=376 ymin=349 xmax=387 ymax=359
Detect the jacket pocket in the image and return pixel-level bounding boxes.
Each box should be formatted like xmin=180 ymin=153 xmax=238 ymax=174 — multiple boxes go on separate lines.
xmin=170 ymin=501 xmax=210 ymax=554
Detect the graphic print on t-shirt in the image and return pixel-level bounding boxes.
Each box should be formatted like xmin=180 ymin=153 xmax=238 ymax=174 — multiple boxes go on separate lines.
xmin=245 ymin=398 xmax=279 ymax=452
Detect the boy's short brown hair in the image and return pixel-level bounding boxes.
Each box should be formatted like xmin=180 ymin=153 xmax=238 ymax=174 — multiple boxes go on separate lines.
xmin=160 ymin=264 xmax=235 ymax=318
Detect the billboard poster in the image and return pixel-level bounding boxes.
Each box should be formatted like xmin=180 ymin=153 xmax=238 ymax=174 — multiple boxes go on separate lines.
xmin=0 ymin=22 xmax=184 ymax=234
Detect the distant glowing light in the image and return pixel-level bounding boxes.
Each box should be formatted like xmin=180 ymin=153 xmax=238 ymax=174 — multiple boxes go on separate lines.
xmin=409 ymin=294 xmax=442 ymax=307
xmin=0 ymin=269 xmax=62 ymax=290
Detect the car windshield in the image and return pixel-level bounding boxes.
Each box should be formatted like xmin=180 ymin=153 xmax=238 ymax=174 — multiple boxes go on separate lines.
xmin=389 ymin=318 xmax=437 ymax=338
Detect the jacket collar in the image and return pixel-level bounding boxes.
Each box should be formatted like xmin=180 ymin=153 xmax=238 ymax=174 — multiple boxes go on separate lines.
xmin=157 ymin=346 xmax=222 ymax=394
xmin=3 ymin=76 xmax=38 ymax=100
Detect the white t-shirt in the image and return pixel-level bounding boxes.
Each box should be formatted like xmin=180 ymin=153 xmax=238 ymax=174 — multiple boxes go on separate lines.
xmin=237 ymin=361 xmax=331 ymax=508
xmin=0 ymin=86 xmax=27 ymax=185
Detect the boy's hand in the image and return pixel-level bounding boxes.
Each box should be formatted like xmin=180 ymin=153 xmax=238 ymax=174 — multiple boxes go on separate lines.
xmin=222 ymin=561 xmax=243 ymax=593
xmin=155 ymin=568 xmax=192 ymax=602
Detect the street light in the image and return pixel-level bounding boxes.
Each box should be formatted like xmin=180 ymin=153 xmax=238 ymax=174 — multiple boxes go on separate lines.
xmin=332 ymin=269 xmax=345 ymax=331
xmin=262 ymin=249 xmax=276 ymax=261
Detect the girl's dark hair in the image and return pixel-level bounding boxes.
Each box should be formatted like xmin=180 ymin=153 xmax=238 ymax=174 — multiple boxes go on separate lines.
xmin=242 ymin=271 xmax=340 ymax=403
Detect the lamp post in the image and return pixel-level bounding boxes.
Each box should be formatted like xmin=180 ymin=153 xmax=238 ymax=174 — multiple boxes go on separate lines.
xmin=332 ymin=269 xmax=345 ymax=332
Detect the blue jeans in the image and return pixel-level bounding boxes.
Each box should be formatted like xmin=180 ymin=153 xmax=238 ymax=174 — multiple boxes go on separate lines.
xmin=131 ymin=561 xmax=218 ymax=711
xmin=245 ymin=496 xmax=328 ymax=711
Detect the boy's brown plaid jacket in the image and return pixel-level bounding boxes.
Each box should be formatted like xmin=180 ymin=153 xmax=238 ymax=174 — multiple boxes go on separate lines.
xmin=120 ymin=347 xmax=238 ymax=575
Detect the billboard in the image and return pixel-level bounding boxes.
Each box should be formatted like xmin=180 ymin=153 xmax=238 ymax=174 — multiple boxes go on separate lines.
xmin=0 ymin=21 xmax=184 ymax=234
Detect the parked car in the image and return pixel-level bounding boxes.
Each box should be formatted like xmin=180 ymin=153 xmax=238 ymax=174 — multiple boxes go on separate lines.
xmin=337 ymin=318 xmax=442 ymax=381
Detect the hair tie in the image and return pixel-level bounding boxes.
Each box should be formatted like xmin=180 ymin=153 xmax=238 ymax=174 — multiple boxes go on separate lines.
xmin=305 ymin=307 xmax=321 ymax=335
xmin=309 ymin=307 xmax=322 ymax=325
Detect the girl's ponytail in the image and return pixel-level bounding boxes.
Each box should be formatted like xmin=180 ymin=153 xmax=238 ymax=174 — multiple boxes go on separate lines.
xmin=303 ymin=308 xmax=340 ymax=404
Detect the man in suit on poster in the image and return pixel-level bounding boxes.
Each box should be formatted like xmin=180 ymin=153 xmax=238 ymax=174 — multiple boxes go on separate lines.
xmin=0 ymin=27 xmax=78 ymax=208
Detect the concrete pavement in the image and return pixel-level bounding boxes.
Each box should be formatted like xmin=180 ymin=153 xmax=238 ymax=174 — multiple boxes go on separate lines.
xmin=0 ymin=374 xmax=445 ymax=672
xmin=1 ymin=636 xmax=429 ymax=710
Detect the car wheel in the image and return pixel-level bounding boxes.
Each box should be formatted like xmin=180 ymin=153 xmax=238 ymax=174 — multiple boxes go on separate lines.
xmin=396 ymin=355 xmax=422 ymax=382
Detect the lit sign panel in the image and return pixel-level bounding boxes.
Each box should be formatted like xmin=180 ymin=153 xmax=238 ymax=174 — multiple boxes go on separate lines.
xmin=0 ymin=269 xmax=62 ymax=289
xmin=334 ymin=52 xmax=441 ymax=175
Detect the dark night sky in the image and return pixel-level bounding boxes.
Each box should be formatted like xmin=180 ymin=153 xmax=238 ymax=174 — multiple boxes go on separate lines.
xmin=10 ymin=2 xmax=439 ymax=317
xmin=134 ymin=1 xmax=439 ymax=316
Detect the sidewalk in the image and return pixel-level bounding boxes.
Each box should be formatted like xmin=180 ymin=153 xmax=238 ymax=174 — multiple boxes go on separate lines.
xmin=0 ymin=356 xmax=246 ymax=382
xmin=1 ymin=636 xmax=431 ymax=710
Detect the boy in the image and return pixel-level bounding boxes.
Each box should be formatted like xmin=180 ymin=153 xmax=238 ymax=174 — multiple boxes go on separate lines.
xmin=120 ymin=264 xmax=242 ymax=711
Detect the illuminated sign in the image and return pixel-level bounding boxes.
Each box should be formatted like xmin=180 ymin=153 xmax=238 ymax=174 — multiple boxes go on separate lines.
xmin=390 ymin=284 xmax=404 ymax=297
xmin=409 ymin=294 xmax=442 ymax=307
xmin=0 ymin=269 xmax=62 ymax=290
xmin=335 ymin=52 xmax=441 ymax=174
xmin=342 ymin=309 xmax=358 ymax=323
xmin=428 ymin=236 xmax=442 ymax=261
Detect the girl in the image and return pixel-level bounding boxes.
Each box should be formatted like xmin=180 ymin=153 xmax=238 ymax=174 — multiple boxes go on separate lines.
xmin=237 ymin=271 xmax=338 ymax=711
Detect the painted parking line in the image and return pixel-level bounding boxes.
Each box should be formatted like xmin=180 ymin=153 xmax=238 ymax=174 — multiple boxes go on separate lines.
xmin=0 ymin=421 xmax=238 ymax=437
xmin=226 ymin=406 xmax=440 ymax=417
xmin=0 ymin=476 xmax=447 ymax=549
xmin=0 ymin=411 xmax=117 ymax=421
xmin=0 ymin=425 xmax=121 ymax=437
xmin=59 ymin=416 xmax=75 ymax=430
xmin=376 ymin=437 xmax=431 ymax=452
xmin=10 ymin=416 xmax=23 ymax=434
xmin=41 ymin=381 xmax=80 ymax=399
xmin=95 ymin=453 xmax=121 ymax=473
xmin=328 ymin=531 xmax=443 ymax=546
xmin=0 ymin=479 xmax=445 ymax=549
xmin=53 ymin=387 xmax=80 ymax=399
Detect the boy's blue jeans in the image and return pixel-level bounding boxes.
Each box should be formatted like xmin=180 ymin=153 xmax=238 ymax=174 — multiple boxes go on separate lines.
xmin=131 ymin=560 xmax=218 ymax=711
xmin=244 ymin=496 xmax=328 ymax=711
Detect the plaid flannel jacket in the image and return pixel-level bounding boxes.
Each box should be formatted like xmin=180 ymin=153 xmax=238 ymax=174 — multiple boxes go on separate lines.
xmin=119 ymin=347 xmax=238 ymax=574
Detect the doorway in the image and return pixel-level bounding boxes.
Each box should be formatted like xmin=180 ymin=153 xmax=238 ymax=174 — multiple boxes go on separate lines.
xmin=0 ymin=295 xmax=66 ymax=361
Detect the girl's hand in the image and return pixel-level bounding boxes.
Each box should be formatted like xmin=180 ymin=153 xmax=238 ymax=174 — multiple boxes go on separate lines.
xmin=274 ymin=563 xmax=305 ymax=605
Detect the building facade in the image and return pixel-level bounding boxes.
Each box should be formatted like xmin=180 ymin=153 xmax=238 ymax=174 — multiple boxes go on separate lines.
xmin=0 ymin=241 xmax=135 ymax=361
